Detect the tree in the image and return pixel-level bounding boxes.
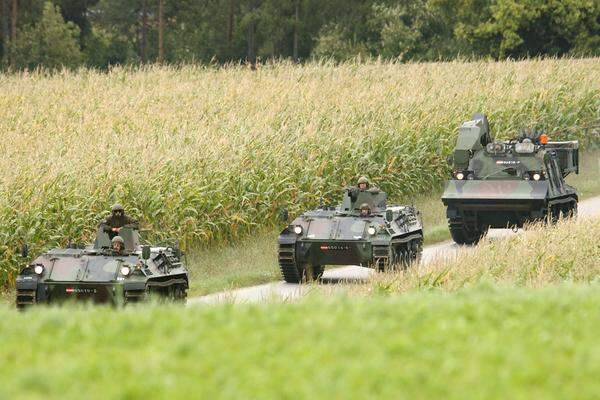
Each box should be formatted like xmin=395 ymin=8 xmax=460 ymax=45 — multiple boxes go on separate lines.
xmin=1 ymin=0 xmax=9 ymax=59
xmin=157 ymin=0 xmax=163 ymax=62
xmin=10 ymin=1 xmax=83 ymax=70
xmin=453 ymin=0 xmax=600 ymax=58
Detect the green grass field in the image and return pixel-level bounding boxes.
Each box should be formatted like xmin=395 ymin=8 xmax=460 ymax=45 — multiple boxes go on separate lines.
xmin=1 ymin=286 xmax=598 ymax=399
xmin=1 ymin=58 xmax=598 ymax=286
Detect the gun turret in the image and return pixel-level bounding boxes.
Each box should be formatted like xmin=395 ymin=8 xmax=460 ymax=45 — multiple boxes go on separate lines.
xmin=452 ymin=113 xmax=492 ymax=170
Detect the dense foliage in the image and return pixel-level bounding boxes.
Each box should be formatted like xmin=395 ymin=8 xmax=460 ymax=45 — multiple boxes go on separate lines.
xmin=0 ymin=58 xmax=597 ymax=286
xmin=0 ymin=0 xmax=598 ymax=69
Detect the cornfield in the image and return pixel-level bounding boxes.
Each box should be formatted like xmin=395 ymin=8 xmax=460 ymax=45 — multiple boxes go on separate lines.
xmin=0 ymin=58 xmax=598 ymax=286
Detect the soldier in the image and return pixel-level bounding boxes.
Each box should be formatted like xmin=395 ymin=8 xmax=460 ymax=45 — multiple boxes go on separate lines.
xmin=359 ymin=203 xmax=371 ymax=217
xmin=357 ymin=176 xmax=369 ymax=191
xmin=99 ymin=204 xmax=138 ymax=238
xmin=347 ymin=176 xmax=379 ymax=202
xmin=111 ymin=236 xmax=125 ymax=255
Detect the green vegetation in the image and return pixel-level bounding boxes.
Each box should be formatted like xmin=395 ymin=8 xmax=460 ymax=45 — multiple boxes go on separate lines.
xmin=567 ymin=151 xmax=600 ymax=198
xmin=1 ymin=0 xmax=598 ymax=68
xmin=8 ymin=2 xmax=83 ymax=70
xmin=1 ymin=286 xmax=598 ymax=399
xmin=1 ymin=58 xmax=598 ymax=287
xmin=370 ymin=212 xmax=600 ymax=295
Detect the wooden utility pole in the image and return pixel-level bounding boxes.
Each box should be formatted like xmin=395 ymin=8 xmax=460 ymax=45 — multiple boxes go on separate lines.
xmin=140 ymin=0 xmax=148 ymax=63
xmin=293 ymin=0 xmax=299 ymax=62
xmin=158 ymin=0 xmax=164 ymax=63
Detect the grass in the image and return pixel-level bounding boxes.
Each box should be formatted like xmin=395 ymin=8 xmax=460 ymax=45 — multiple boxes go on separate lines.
xmin=184 ymin=150 xmax=600 ymax=297
xmin=567 ymin=150 xmax=600 ymax=198
xmin=0 ymin=58 xmax=598 ymax=286
xmin=0 ymin=285 xmax=598 ymax=399
xmin=368 ymin=212 xmax=600 ymax=295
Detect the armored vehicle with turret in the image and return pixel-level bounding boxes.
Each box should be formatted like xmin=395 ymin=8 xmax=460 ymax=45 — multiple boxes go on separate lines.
xmin=278 ymin=187 xmax=423 ymax=283
xmin=442 ymin=113 xmax=579 ymax=245
xmin=15 ymin=227 xmax=188 ymax=308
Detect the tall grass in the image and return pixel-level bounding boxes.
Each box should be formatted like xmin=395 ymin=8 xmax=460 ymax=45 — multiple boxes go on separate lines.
xmin=369 ymin=216 xmax=600 ymax=295
xmin=0 ymin=58 xmax=598 ymax=286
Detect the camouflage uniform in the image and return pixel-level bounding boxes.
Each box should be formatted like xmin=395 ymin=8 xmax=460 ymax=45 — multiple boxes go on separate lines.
xmin=347 ymin=176 xmax=380 ymax=202
xmin=99 ymin=204 xmax=138 ymax=238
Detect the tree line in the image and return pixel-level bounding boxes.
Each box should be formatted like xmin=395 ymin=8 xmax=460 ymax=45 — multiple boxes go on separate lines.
xmin=0 ymin=0 xmax=598 ymax=70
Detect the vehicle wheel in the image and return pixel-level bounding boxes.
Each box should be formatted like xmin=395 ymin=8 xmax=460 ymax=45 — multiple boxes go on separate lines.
xmin=563 ymin=201 xmax=578 ymax=219
xmin=449 ymin=221 xmax=484 ymax=245
xmin=278 ymin=242 xmax=301 ymax=283
xmin=392 ymin=239 xmax=423 ymax=270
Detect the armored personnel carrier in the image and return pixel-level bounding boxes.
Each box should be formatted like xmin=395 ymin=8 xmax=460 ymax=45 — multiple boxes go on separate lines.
xmin=15 ymin=227 xmax=189 ymax=308
xmin=442 ymin=113 xmax=579 ymax=245
xmin=278 ymin=187 xmax=423 ymax=283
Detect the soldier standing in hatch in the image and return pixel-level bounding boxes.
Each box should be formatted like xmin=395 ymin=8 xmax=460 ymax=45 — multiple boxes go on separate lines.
xmin=347 ymin=176 xmax=379 ymax=201
xmin=99 ymin=204 xmax=138 ymax=239
xmin=357 ymin=176 xmax=370 ymax=191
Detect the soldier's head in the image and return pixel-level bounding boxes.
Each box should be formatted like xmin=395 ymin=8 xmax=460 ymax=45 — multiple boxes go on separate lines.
xmin=111 ymin=204 xmax=124 ymax=218
xmin=112 ymin=236 xmax=125 ymax=253
xmin=357 ymin=176 xmax=369 ymax=191
xmin=359 ymin=203 xmax=371 ymax=217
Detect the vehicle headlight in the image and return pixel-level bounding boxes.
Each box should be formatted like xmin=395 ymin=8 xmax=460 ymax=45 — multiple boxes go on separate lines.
xmin=532 ymin=173 xmax=541 ymax=181
xmin=467 ymin=173 xmax=475 ymax=180
xmin=293 ymin=225 xmax=303 ymax=235
xmin=34 ymin=265 xmax=44 ymax=275
xmin=455 ymin=172 xmax=465 ymax=180
xmin=367 ymin=226 xmax=377 ymax=236
xmin=120 ymin=266 xmax=131 ymax=276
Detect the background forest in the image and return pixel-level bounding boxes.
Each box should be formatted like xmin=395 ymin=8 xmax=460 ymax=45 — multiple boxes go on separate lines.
xmin=0 ymin=0 xmax=598 ymax=70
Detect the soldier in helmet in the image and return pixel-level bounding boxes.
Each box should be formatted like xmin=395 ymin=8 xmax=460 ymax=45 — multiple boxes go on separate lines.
xmin=99 ymin=204 xmax=138 ymax=239
xmin=357 ymin=176 xmax=370 ymax=191
xmin=111 ymin=236 xmax=125 ymax=255
xmin=347 ymin=176 xmax=379 ymax=202
xmin=359 ymin=203 xmax=372 ymax=217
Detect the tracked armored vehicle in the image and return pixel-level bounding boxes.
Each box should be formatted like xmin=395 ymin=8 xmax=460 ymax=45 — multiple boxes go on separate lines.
xmin=442 ymin=113 xmax=579 ymax=245
xmin=278 ymin=187 xmax=423 ymax=283
xmin=15 ymin=227 xmax=188 ymax=308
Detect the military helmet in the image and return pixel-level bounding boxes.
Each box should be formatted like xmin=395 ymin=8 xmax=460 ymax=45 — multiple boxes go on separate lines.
xmin=112 ymin=236 xmax=125 ymax=245
xmin=360 ymin=203 xmax=371 ymax=211
xmin=112 ymin=204 xmax=124 ymax=212
xmin=357 ymin=176 xmax=369 ymax=186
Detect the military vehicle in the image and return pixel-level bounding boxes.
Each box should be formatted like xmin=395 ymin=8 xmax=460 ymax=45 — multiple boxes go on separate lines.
xmin=15 ymin=227 xmax=188 ymax=308
xmin=442 ymin=113 xmax=579 ymax=245
xmin=278 ymin=187 xmax=423 ymax=283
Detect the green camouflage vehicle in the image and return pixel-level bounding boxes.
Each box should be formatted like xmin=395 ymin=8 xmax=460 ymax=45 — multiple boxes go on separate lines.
xmin=15 ymin=227 xmax=188 ymax=308
xmin=278 ymin=187 xmax=423 ymax=283
xmin=442 ymin=113 xmax=579 ymax=245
